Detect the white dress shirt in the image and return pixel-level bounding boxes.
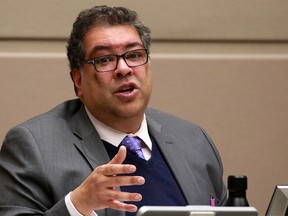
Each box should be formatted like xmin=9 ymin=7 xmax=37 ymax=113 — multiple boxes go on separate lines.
xmin=65 ymin=107 xmax=152 ymax=216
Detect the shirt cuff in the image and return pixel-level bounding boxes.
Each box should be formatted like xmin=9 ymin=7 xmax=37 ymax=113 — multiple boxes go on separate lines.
xmin=65 ymin=192 xmax=97 ymax=216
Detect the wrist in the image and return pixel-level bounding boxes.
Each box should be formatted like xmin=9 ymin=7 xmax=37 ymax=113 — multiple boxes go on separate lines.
xmin=70 ymin=191 xmax=94 ymax=216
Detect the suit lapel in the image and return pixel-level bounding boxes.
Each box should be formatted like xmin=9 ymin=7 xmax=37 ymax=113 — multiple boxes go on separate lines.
xmin=71 ymin=104 xmax=110 ymax=169
xmin=146 ymin=114 xmax=195 ymax=204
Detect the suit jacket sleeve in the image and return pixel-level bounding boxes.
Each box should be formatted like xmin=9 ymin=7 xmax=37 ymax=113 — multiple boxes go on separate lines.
xmin=0 ymin=125 xmax=71 ymax=216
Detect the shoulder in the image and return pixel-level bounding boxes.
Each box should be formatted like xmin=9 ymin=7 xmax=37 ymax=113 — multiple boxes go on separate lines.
xmin=5 ymin=99 xmax=83 ymax=139
xmin=2 ymin=99 xmax=84 ymax=154
xmin=145 ymin=107 xmax=201 ymax=130
xmin=145 ymin=108 xmax=224 ymax=177
xmin=145 ymin=107 xmax=211 ymax=142
xmin=20 ymin=99 xmax=82 ymax=126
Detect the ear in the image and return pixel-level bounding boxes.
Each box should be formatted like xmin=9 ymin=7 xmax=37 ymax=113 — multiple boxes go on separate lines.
xmin=70 ymin=69 xmax=82 ymax=96
xmin=71 ymin=69 xmax=82 ymax=86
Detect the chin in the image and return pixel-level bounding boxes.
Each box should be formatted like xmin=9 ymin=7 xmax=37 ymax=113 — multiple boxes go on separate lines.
xmin=116 ymin=104 xmax=145 ymax=118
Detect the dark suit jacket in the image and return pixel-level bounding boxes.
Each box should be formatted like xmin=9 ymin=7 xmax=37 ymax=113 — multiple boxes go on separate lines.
xmin=0 ymin=99 xmax=226 ymax=216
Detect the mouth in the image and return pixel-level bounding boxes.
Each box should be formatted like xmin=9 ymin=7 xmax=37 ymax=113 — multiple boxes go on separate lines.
xmin=116 ymin=83 xmax=137 ymax=94
xmin=114 ymin=82 xmax=139 ymax=101
xmin=118 ymin=86 xmax=134 ymax=93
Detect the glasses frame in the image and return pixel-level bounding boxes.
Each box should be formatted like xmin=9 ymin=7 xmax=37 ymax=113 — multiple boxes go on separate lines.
xmin=82 ymin=48 xmax=149 ymax=73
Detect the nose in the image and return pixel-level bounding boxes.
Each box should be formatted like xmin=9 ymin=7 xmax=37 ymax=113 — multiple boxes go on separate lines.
xmin=114 ymin=57 xmax=133 ymax=78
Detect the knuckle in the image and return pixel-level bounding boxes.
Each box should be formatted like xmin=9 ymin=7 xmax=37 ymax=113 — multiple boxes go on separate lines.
xmin=92 ymin=177 xmax=102 ymax=188
xmin=108 ymin=165 xmax=116 ymax=174
xmin=96 ymin=164 xmax=116 ymax=176
xmin=114 ymin=176 xmax=122 ymax=185
xmin=110 ymin=200 xmax=123 ymax=209
xmin=91 ymin=169 xmax=105 ymax=187
xmin=112 ymin=191 xmax=121 ymax=200
xmin=95 ymin=165 xmax=105 ymax=174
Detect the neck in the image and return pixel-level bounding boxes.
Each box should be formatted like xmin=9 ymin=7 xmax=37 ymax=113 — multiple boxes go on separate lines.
xmin=87 ymin=108 xmax=144 ymax=134
xmin=106 ymin=116 xmax=143 ymax=134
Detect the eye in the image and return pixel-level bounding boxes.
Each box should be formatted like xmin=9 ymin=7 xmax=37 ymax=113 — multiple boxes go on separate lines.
xmin=125 ymin=51 xmax=144 ymax=61
xmin=95 ymin=55 xmax=116 ymax=65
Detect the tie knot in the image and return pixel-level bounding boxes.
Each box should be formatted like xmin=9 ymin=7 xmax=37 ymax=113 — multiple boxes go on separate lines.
xmin=120 ymin=136 xmax=145 ymax=159
xmin=121 ymin=136 xmax=142 ymax=150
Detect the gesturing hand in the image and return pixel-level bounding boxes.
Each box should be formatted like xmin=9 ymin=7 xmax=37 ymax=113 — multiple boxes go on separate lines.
xmin=70 ymin=146 xmax=145 ymax=215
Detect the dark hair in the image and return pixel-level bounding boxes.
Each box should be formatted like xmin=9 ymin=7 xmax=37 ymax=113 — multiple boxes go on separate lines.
xmin=66 ymin=5 xmax=151 ymax=71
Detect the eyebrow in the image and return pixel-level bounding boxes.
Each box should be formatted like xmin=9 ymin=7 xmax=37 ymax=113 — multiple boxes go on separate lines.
xmin=88 ymin=42 xmax=144 ymax=57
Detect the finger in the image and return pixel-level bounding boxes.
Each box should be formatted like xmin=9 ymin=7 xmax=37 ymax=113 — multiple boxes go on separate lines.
xmin=109 ymin=200 xmax=139 ymax=212
xmin=106 ymin=189 xmax=143 ymax=202
xmin=98 ymin=163 xmax=136 ymax=176
xmin=109 ymin=146 xmax=127 ymax=165
xmin=108 ymin=175 xmax=145 ymax=187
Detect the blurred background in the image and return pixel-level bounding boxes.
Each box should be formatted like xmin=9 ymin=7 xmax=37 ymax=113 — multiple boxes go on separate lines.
xmin=1 ymin=0 xmax=288 ymax=215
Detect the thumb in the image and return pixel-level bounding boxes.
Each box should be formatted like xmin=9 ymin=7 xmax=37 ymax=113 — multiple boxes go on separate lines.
xmin=109 ymin=146 xmax=127 ymax=165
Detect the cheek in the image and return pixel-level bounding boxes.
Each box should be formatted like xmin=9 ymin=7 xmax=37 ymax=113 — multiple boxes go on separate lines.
xmin=147 ymin=76 xmax=153 ymax=96
xmin=83 ymin=73 xmax=112 ymax=95
xmin=143 ymin=66 xmax=153 ymax=89
xmin=76 ymin=73 xmax=97 ymax=98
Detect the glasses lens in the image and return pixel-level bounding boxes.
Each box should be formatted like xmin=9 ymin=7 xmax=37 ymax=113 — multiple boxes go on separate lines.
xmin=125 ymin=49 xmax=148 ymax=67
xmin=94 ymin=55 xmax=117 ymax=72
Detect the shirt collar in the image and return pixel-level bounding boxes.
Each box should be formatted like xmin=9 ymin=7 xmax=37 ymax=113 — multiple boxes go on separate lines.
xmin=85 ymin=107 xmax=152 ymax=150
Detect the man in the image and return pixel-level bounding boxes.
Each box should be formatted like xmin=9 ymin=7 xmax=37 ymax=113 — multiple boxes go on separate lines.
xmin=0 ymin=5 xmax=226 ymax=216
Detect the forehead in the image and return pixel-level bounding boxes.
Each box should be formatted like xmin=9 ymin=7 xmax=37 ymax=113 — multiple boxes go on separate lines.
xmin=83 ymin=25 xmax=143 ymax=55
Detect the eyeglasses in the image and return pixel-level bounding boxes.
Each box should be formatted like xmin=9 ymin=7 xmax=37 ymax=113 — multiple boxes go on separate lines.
xmin=82 ymin=49 xmax=149 ymax=72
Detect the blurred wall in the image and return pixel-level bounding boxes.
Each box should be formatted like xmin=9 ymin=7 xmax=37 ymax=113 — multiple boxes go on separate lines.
xmin=1 ymin=0 xmax=288 ymax=215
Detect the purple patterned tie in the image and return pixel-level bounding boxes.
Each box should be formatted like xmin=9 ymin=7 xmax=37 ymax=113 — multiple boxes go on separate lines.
xmin=120 ymin=136 xmax=145 ymax=159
